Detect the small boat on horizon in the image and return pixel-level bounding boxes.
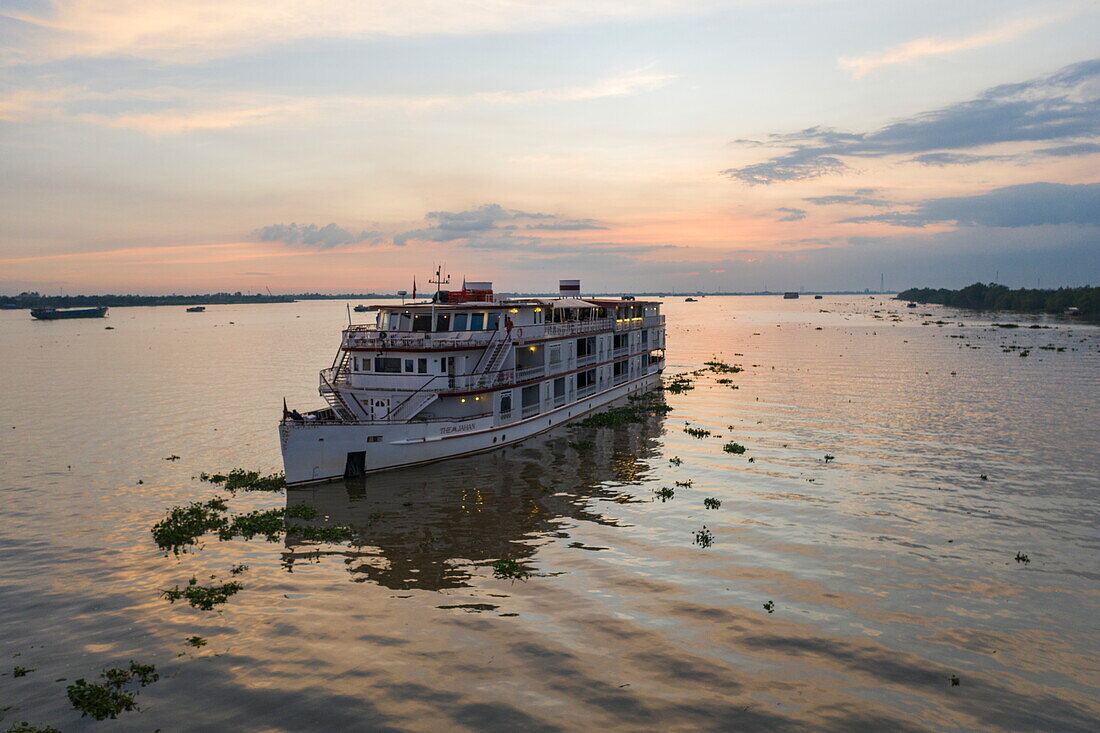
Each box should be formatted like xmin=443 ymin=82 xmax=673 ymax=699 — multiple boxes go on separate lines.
xmin=684 ymin=297 xmax=698 ymax=302
xmin=186 ymin=306 xmax=206 ymax=312
xmin=30 ymin=306 xmax=108 ymax=320
xmin=353 ymin=304 xmax=370 ymax=312
xmin=783 ymin=292 xmax=799 ymax=299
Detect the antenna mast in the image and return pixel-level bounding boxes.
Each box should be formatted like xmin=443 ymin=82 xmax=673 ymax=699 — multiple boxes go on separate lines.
xmin=429 ymin=264 xmax=450 ymax=293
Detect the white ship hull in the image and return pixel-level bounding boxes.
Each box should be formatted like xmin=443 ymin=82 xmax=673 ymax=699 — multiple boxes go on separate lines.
xmin=280 ymin=371 xmax=661 ymax=486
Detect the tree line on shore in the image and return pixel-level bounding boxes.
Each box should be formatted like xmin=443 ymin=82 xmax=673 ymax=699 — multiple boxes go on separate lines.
xmin=0 ymin=292 xmax=400 ymax=308
xmin=897 ymin=282 xmax=1098 ymax=318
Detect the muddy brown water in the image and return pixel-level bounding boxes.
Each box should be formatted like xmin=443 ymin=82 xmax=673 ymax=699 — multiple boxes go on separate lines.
xmin=1 ymin=296 xmax=1098 ymax=731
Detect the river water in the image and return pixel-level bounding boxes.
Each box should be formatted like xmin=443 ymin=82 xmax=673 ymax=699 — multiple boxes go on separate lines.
xmin=1 ymin=296 xmax=1098 ymax=731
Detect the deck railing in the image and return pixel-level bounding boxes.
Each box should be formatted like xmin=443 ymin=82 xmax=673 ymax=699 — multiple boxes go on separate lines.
xmin=515 ymin=365 xmax=545 ymax=382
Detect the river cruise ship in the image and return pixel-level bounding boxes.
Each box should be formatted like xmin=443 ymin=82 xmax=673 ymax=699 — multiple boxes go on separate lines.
xmin=279 ymin=279 xmax=666 ymax=485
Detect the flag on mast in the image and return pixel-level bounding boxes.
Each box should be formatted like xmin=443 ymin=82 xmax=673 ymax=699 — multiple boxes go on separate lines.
xmin=282 ymin=397 xmax=289 ymax=420
xmin=412 ymin=277 xmax=416 ymax=299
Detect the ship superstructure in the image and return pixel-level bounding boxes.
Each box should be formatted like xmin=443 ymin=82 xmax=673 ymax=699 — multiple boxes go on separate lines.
xmin=279 ymin=279 xmax=665 ymax=484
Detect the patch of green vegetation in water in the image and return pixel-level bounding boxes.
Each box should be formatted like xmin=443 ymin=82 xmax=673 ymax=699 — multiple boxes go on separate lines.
xmin=151 ymin=498 xmax=229 ymax=555
xmin=578 ymin=391 xmax=670 ymax=427
xmin=693 ymin=526 xmax=714 ymax=548
xmin=684 ymin=427 xmax=712 ymax=439
xmin=161 ymin=576 xmax=244 ymax=610
xmin=199 ymin=468 xmax=286 ymax=492
xmin=66 ymin=662 xmax=159 ymax=720
xmin=653 ymin=487 xmax=675 ymax=502
xmin=723 ymin=442 xmax=747 ymax=454
xmin=703 ymin=497 xmax=721 ymax=510
xmin=492 ymin=558 xmax=530 ymax=581
xmin=703 ymin=359 xmax=743 ymax=373
xmin=5 ymin=723 xmax=63 ymax=733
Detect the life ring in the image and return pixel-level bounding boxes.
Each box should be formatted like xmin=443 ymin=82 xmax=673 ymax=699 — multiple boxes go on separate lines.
xmin=378 ymin=331 xmax=387 ymax=339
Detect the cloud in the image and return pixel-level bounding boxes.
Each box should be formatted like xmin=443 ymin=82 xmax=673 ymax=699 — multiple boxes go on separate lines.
xmin=909 ymin=152 xmax=1008 ymax=166
xmin=523 ymin=220 xmax=608 ymax=231
xmin=1 ymin=1 xmax=714 ymax=64
xmin=394 ymin=204 xmax=611 ymax=248
xmin=776 ymin=207 xmax=806 ymax=222
xmin=838 ymin=15 xmax=1059 ymax=78
xmin=4 ymin=68 xmax=677 ymax=135
xmin=1034 ymin=142 xmax=1100 ymax=157
xmin=841 ymin=181 xmax=1100 ymax=228
xmin=803 ymin=194 xmax=891 ymax=207
xmin=722 ymin=59 xmax=1100 ymax=184
xmin=254 ymin=222 xmax=377 ymax=247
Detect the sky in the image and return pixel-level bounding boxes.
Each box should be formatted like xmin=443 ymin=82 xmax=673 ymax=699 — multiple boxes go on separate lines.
xmin=1 ymin=0 xmax=1098 ymax=294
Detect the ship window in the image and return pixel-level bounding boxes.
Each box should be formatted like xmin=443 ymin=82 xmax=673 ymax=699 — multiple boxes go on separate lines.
xmin=366 ymin=436 xmax=382 ymax=443
xmin=417 ymin=358 xmax=427 ymax=373
xmin=453 ymin=313 xmax=468 ymax=330
xmin=487 ymin=313 xmax=500 ymax=330
xmin=469 ymin=313 xmax=484 ymax=330
xmin=553 ymin=377 xmax=566 ymax=397
xmin=412 ymin=314 xmax=432 ymax=331
xmin=641 ymin=329 xmax=649 ymax=344
xmin=549 ymin=345 xmax=562 ymax=364
xmin=388 ymin=313 xmax=400 ymax=330
xmin=500 ymin=392 xmax=512 ymax=412
xmin=404 ymin=359 xmax=414 ymax=372
xmin=577 ymin=369 xmax=596 ymax=388
xmin=435 ymin=313 xmax=451 ymax=331
xmin=374 ymin=357 xmax=402 ymax=373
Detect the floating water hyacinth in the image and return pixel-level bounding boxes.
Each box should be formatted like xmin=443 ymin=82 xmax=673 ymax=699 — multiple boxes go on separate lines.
xmin=693 ymin=526 xmax=714 ymax=548
xmin=653 ymin=486 xmax=675 ymax=502
xmin=199 ymin=468 xmax=286 ymax=492
xmin=66 ymin=662 xmax=159 ymax=720
xmin=723 ymin=442 xmax=747 ymax=454
xmin=703 ymin=497 xmax=721 ymax=510
xmin=492 ymin=558 xmax=530 ymax=581
xmin=161 ymin=576 xmax=244 ymax=611
xmin=684 ymin=427 xmax=712 ymax=439
xmin=763 ymin=600 xmax=775 ymax=613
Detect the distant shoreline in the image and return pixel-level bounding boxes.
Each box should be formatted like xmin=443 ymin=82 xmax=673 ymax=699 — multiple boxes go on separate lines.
xmin=896 ymin=283 xmax=1098 ymax=320
xmin=1 ymin=290 xmax=894 ymax=309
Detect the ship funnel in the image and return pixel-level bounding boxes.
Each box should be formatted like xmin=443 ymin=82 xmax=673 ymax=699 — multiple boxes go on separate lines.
xmin=559 ymin=279 xmax=580 ymax=297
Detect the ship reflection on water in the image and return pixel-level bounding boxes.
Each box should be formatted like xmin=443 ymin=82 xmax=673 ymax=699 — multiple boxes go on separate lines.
xmin=282 ymin=411 xmax=665 ymax=590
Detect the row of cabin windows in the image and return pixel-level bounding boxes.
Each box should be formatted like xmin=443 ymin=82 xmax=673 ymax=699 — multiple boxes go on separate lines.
xmin=368 ymin=357 xmax=429 ymax=374
xmin=386 ymin=312 xmax=501 ymax=332
xmin=498 ymin=358 xmax=649 ymax=411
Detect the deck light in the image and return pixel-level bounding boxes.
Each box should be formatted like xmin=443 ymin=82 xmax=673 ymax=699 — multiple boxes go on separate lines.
xmin=460 ymin=398 xmax=467 ymax=403
xmin=509 ymin=308 xmax=519 ymax=314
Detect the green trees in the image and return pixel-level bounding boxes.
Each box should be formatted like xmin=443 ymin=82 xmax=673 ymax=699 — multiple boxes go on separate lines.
xmin=897 ymin=283 xmax=1098 ymax=318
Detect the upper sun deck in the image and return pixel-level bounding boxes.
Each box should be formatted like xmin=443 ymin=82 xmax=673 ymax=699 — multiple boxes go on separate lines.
xmin=343 ymin=296 xmax=663 ymax=351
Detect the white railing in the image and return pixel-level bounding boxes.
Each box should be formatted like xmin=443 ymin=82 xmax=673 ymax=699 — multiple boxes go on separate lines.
xmin=343 ymin=329 xmax=497 ymax=350
xmin=521 ymin=403 xmax=540 ymax=418
xmin=576 ymin=383 xmax=597 ymax=399
xmin=576 ymin=353 xmax=597 ymax=367
xmin=516 ymin=365 xmax=545 ymax=381
xmin=544 ymin=318 xmax=613 ymax=338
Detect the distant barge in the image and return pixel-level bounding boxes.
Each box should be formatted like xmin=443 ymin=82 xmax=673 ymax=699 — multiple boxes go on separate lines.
xmin=783 ymin=292 xmax=799 ymax=299
xmin=186 ymin=306 xmax=206 ymax=312
xmin=30 ymin=306 xmax=108 ymax=320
